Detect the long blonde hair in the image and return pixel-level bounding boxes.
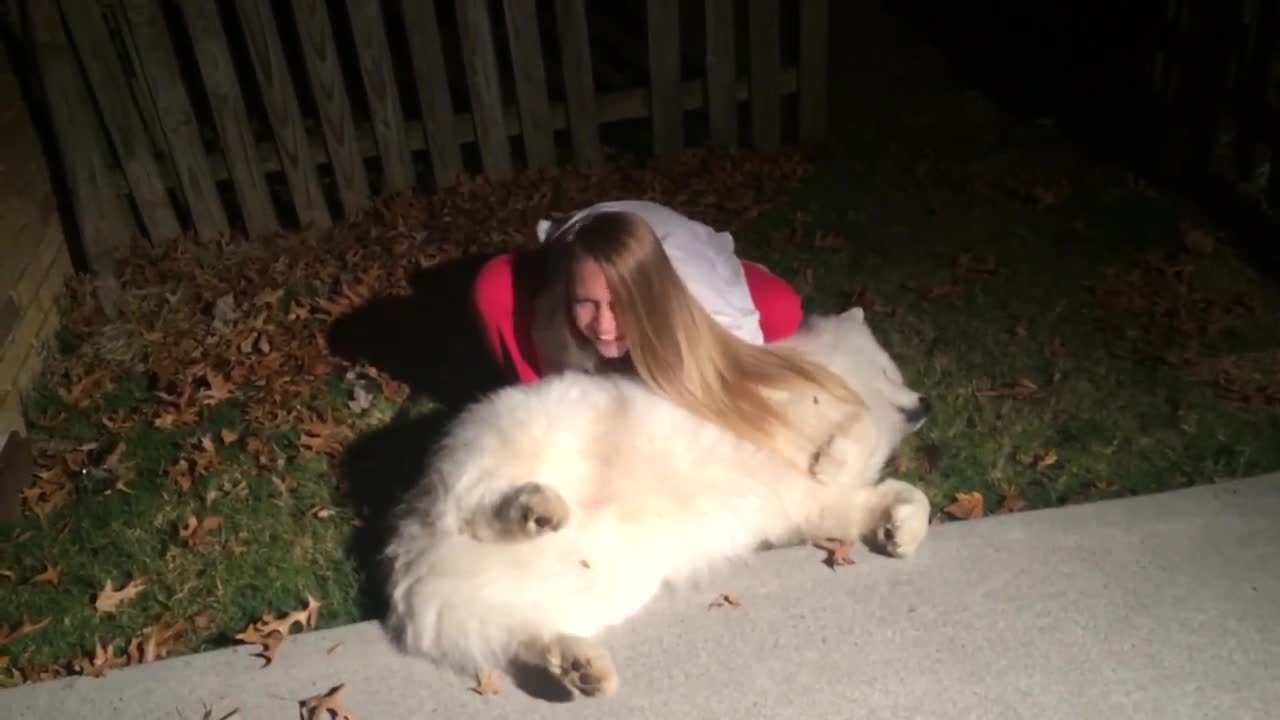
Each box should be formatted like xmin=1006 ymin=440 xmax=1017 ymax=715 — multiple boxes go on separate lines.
xmin=531 ymin=210 xmax=864 ymax=462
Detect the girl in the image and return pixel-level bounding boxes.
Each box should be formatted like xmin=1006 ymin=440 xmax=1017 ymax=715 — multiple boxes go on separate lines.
xmin=471 ymin=201 xmax=861 ymax=462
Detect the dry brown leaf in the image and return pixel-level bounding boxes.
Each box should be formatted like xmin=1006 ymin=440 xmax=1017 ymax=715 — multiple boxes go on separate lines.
xmin=94 ymin=576 xmax=147 ymax=615
xmin=974 ymin=377 xmax=1041 ymax=399
xmin=299 ymin=413 xmax=350 ymax=456
xmin=59 ymin=369 xmax=114 ymax=408
xmin=177 ymin=514 xmax=225 ymax=554
xmin=200 ymin=706 xmax=241 ymax=720
xmin=707 ymin=593 xmax=741 ymax=609
xmin=127 ymin=616 xmax=190 ymax=665
xmin=197 ymin=369 xmax=236 ymax=405
xmin=28 ymin=563 xmax=63 ymax=587
xmin=0 ymin=617 xmax=50 ymax=646
xmin=0 ymin=570 xmax=14 ymax=582
xmin=220 ymin=428 xmax=241 ymax=445
xmin=301 ymin=683 xmax=357 ymax=719
xmin=308 ymin=506 xmax=337 ymax=520
xmin=75 ymin=637 xmax=129 ymax=678
xmin=943 ymin=491 xmax=986 ymax=520
xmin=472 ymin=671 xmax=501 ymax=696
xmin=235 ymin=595 xmax=322 ymax=667
xmin=1034 ymin=449 xmax=1060 ymax=470
xmin=812 ymin=538 xmax=855 ymax=569
xmin=170 ymin=459 xmax=195 ymax=495
xmin=996 ymin=490 xmax=1029 ymax=514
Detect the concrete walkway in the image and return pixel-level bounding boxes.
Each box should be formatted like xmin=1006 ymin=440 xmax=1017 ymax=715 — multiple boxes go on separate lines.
xmin=3 ymin=473 xmax=1278 ymax=719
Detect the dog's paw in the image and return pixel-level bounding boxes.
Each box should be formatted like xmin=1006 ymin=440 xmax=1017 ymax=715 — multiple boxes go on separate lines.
xmin=869 ymin=481 xmax=930 ymax=558
xmin=497 ymin=482 xmax=570 ymax=539
xmin=546 ymin=635 xmax=618 ymax=697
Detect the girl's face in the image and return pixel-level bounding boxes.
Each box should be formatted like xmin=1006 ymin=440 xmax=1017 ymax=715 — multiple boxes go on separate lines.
xmin=570 ymin=258 xmax=628 ymax=358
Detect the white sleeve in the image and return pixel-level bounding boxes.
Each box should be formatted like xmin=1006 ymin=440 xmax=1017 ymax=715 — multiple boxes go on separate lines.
xmin=536 ymin=201 xmax=764 ymax=345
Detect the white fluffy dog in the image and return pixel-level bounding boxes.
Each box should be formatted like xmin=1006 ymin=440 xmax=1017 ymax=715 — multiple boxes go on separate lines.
xmin=382 ymin=306 xmax=933 ymax=697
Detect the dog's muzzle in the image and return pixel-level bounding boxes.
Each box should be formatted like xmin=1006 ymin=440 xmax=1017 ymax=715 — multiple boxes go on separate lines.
xmin=902 ymin=396 xmax=932 ymax=427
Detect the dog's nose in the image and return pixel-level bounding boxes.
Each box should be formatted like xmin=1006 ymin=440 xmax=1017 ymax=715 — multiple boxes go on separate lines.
xmin=902 ymin=396 xmax=932 ymax=426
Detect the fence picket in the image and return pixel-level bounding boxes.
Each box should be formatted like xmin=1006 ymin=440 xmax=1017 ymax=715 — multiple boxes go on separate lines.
xmin=179 ymin=0 xmax=280 ymax=237
xmin=235 ymin=0 xmax=331 ymax=229
xmin=346 ymin=0 xmax=416 ymax=193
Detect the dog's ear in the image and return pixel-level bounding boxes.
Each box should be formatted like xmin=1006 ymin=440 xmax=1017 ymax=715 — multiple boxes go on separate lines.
xmin=841 ymin=306 xmax=865 ymax=322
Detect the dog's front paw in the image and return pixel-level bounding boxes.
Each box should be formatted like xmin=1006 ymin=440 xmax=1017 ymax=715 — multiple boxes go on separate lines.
xmin=868 ymin=480 xmax=930 ymax=558
xmin=496 ymin=482 xmax=570 ymax=539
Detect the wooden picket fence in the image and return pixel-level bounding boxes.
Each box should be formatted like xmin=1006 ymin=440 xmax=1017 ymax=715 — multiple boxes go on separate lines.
xmin=20 ymin=0 xmax=831 ymax=272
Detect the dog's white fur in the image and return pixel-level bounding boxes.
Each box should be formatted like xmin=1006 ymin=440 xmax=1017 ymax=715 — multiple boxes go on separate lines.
xmin=382 ymin=306 xmax=932 ymax=697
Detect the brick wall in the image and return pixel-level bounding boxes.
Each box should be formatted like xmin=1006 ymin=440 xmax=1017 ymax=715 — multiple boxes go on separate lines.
xmin=0 ymin=46 xmax=74 ymax=438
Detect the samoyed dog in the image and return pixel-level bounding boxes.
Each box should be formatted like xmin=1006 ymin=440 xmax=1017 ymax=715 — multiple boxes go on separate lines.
xmin=383 ymin=306 xmax=932 ymax=698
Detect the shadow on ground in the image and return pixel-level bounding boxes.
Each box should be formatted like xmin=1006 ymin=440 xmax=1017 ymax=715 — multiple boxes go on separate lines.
xmin=326 ymin=252 xmax=507 ymax=408
xmin=326 ymin=248 xmax=557 ymax=624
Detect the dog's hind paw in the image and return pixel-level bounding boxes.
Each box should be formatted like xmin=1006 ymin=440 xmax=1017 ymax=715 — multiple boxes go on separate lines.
xmin=547 ymin=635 xmax=618 ymax=697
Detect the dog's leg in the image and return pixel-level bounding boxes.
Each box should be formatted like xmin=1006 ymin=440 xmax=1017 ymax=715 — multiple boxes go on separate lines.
xmin=862 ymin=478 xmax=931 ymax=558
xmin=808 ymin=478 xmax=931 ymax=558
xmin=516 ymin=633 xmax=619 ymax=698
xmin=809 ymin=407 xmax=879 ymax=486
xmin=467 ymin=482 xmax=571 ymax=542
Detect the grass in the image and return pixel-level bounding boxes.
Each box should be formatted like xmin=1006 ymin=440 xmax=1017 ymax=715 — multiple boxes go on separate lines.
xmin=4 ymin=15 xmax=1280 ymax=686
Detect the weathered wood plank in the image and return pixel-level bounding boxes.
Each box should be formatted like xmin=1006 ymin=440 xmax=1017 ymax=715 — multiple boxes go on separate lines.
xmin=107 ymin=2 xmax=171 ymax=177
xmin=798 ymin=0 xmax=829 ymax=143
xmin=179 ymin=0 xmax=279 ymax=237
xmin=703 ymin=0 xmax=738 ymax=148
xmin=646 ymin=0 xmax=682 ymax=156
xmin=748 ymin=0 xmax=781 ymax=151
xmin=345 ymin=0 xmax=415 ymax=193
xmin=28 ymin=1 xmax=131 ymax=313
xmin=104 ymin=70 xmax=800 ymax=198
xmin=454 ymin=0 xmax=514 ymax=180
xmin=58 ymin=0 xmax=181 ymax=243
xmin=402 ymin=0 xmax=463 ymax=188
xmin=122 ymin=0 xmax=230 ymax=241
xmin=502 ymin=0 xmax=557 ymax=171
xmin=235 ymin=0 xmax=331 ymax=229
xmin=553 ymin=0 xmax=601 ymax=168
xmin=289 ymin=0 xmax=370 ymax=216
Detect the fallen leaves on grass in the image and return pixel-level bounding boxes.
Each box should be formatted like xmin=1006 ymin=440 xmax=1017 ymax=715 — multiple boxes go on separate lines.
xmin=235 ymin=595 xmax=322 ymax=667
xmin=301 ymin=683 xmax=357 ymax=719
xmin=1034 ymin=449 xmax=1060 ymax=471
xmin=19 ymin=467 xmax=75 ymax=519
xmin=28 ymin=563 xmax=63 ymax=587
xmin=974 ymin=378 xmax=1042 ymax=399
xmin=95 ymin=576 xmax=147 ymax=615
xmin=74 ymin=637 xmax=129 ymax=678
xmin=299 ymin=412 xmax=351 ymax=456
xmin=58 ymin=368 xmax=114 ymax=408
xmin=177 ymin=514 xmax=225 ymax=554
xmin=472 ymin=671 xmax=501 ymax=696
xmin=996 ymin=489 xmax=1029 ymax=514
xmin=943 ymin=492 xmax=986 ymax=520
xmin=812 ymin=538 xmax=855 ymax=569
xmin=708 ymin=593 xmax=742 ymax=609
xmin=126 ymin=615 xmax=193 ymax=665
xmin=0 ymin=617 xmax=50 ymax=646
